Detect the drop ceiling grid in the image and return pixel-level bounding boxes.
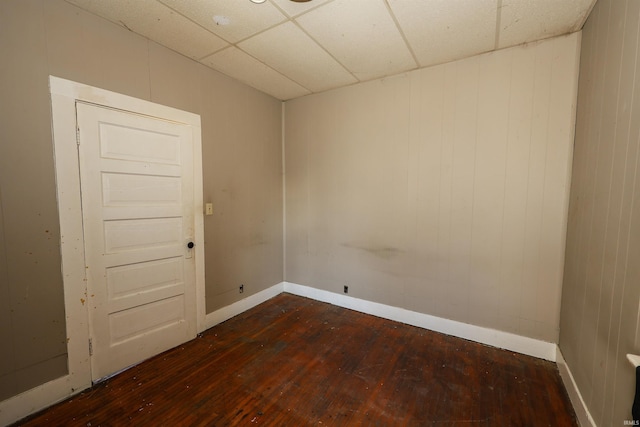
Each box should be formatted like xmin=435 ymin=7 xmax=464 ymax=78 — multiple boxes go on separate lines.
xmin=64 ymin=0 xmax=597 ymax=101
xmin=201 ymin=46 xmax=311 ymax=100
xmin=270 ymin=0 xmax=334 ymax=18
xmin=238 ymin=22 xmax=358 ymax=93
xmin=296 ymin=0 xmax=419 ymax=82
xmin=156 ymin=0 xmax=348 ymax=98
xmin=157 ymin=0 xmax=287 ymax=44
xmin=388 ymin=0 xmax=499 ymax=68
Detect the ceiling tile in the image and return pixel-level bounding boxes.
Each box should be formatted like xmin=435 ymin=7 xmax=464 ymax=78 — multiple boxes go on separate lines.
xmin=270 ymin=0 xmax=333 ymax=18
xmin=159 ymin=0 xmax=287 ymax=44
xmin=66 ymin=0 xmax=228 ymax=59
xmin=66 ymin=0 xmax=592 ymax=101
xmin=239 ymin=21 xmax=358 ymax=93
xmin=296 ymin=0 xmax=417 ymax=82
xmin=201 ymin=46 xmax=310 ymax=100
xmin=497 ymin=0 xmax=595 ymax=48
xmin=388 ymin=0 xmax=498 ymax=68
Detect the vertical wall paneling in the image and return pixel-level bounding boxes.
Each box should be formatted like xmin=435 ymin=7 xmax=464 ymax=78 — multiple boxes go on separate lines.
xmin=602 ymin=1 xmax=640 ymax=419
xmin=469 ymin=48 xmax=510 ymax=331
xmin=0 ymin=189 xmax=13 ymax=398
xmin=560 ymin=0 xmax=640 ymax=424
xmin=612 ymin=1 xmax=640 ymax=421
xmin=407 ymin=65 xmax=444 ymax=316
xmin=286 ymin=33 xmax=581 ymax=344
xmin=447 ymin=57 xmax=479 ymax=321
xmin=499 ymin=44 xmax=534 ymax=335
xmin=591 ymin=0 xmax=626 ymax=416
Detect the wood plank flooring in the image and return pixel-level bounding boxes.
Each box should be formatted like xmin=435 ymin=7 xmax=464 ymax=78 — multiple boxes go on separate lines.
xmin=14 ymin=294 xmax=577 ymax=426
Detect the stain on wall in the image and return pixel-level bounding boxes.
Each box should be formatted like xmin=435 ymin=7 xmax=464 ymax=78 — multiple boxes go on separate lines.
xmin=0 ymin=0 xmax=282 ymax=402
xmin=285 ymin=33 xmax=580 ymax=343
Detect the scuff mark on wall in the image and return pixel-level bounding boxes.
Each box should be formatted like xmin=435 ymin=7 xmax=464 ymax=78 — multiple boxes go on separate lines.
xmin=341 ymin=242 xmax=404 ymax=260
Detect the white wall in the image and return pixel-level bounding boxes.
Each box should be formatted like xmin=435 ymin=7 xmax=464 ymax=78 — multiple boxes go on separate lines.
xmin=285 ymin=33 xmax=581 ymax=344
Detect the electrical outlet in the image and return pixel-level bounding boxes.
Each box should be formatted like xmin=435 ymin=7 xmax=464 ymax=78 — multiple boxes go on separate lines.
xmin=344 ymin=285 xmax=348 ymax=294
xmin=239 ymin=284 xmax=244 ymax=294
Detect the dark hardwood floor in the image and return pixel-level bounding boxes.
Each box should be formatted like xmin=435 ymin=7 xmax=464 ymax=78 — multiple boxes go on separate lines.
xmin=14 ymin=293 xmax=577 ymax=426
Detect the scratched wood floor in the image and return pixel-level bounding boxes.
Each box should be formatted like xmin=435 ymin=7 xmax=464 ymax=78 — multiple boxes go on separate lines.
xmin=15 ymin=293 xmax=577 ymax=426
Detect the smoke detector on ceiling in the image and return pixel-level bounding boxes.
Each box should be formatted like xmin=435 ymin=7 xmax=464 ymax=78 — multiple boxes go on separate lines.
xmin=212 ymin=15 xmax=231 ymax=25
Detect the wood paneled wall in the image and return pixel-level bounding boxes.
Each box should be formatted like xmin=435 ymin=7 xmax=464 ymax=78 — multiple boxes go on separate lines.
xmin=560 ymin=0 xmax=640 ymax=424
xmin=285 ymin=33 xmax=580 ymax=344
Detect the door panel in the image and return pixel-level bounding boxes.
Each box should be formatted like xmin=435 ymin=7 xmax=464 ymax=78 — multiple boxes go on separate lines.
xmin=77 ymin=102 xmax=196 ymax=381
xmin=103 ymin=217 xmax=183 ymax=252
xmin=108 ymin=295 xmax=185 ymax=345
xmin=99 ymin=122 xmax=182 ymax=165
xmin=106 ymin=257 xmax=184 ymax=312
xmin=102 ymin=173 xmax=182 ymax=206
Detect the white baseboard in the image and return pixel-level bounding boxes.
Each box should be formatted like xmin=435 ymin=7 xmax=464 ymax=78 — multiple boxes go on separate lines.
xmin=283 ymin=282 xmax=557 ymax=362
xmin=0 ymin=374 xmax=86 ymax=427
xmin=556 ymin=346 xmax=596 ymax=427
xmin=0 ymin=283 xmax=285 ymax=426
xmin=204 ymin=282 xmax=284 ymax=330
xmin=1 ymin=280 xmax=565 ymax=426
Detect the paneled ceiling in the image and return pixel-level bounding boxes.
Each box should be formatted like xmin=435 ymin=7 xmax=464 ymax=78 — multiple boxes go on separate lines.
xmin=65 ymin=0 xmax=596 ymax=101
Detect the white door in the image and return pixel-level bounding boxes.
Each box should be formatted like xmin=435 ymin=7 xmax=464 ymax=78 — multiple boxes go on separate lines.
xmin=76 ymin=102 xmax=197 ymax=381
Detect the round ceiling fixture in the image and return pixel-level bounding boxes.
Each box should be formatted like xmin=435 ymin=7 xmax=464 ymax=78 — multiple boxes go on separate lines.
xmin=250 ymin=0 xmax=266 ymax=3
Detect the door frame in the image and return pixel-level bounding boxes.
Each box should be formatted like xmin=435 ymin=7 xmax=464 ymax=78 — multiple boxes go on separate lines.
xmin=0 ymin=76 xmax=205 ymax=425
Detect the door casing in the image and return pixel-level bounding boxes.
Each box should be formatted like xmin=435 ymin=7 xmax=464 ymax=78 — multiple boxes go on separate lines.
xmin=0 ymin=76 xmax=205 ymax=425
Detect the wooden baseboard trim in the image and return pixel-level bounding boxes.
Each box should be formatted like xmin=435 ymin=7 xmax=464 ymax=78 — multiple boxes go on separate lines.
xmin=283 ymin=282 xmax=557 ymax=362
xmin=556 ymin=347 xmax=596 ymax=426
xmin=2 ymin=280 xmax=567 ymax=426
xmin=204 ymin=283 xmax=285 ymax=330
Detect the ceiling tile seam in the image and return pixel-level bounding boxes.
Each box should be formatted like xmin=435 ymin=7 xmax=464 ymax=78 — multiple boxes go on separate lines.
xmin=195 ymin=15 xmax=302 ymax=61
xmin=494 ymin=0 xmax=503 ymax=50
xmin=185 ymin=9 xmax=319 ymax=94
xmin=71 ymin=0 xmax=311 ymax=98
xmin=230 ymin=44 xmax=316 ymax=95
xmin=382 ymin=0 xmax=420 ymax=69
xmin=229 ymin=19 xmax=321 ymax=94
xmin=288 ymin=18 xmax=360 ymax=84
xmin=200 ymin=42 xmax=315 ymax=97
xmin=158 ymin=0 xmax=340 ymax=62
xmin=156 ymin=0 xmax=344 ymax=64
xmin=194 ymin=22 xmax=281 ymax=61
xmin=226 ymin=17 xmax=291 ymax=46
xmin=154 ymin=0 xmax=297 ymax=59
xmin=269 ymin=0 xmax=338 ymax=20
xmin=269 ymin=0 xmax=294 ymax=19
